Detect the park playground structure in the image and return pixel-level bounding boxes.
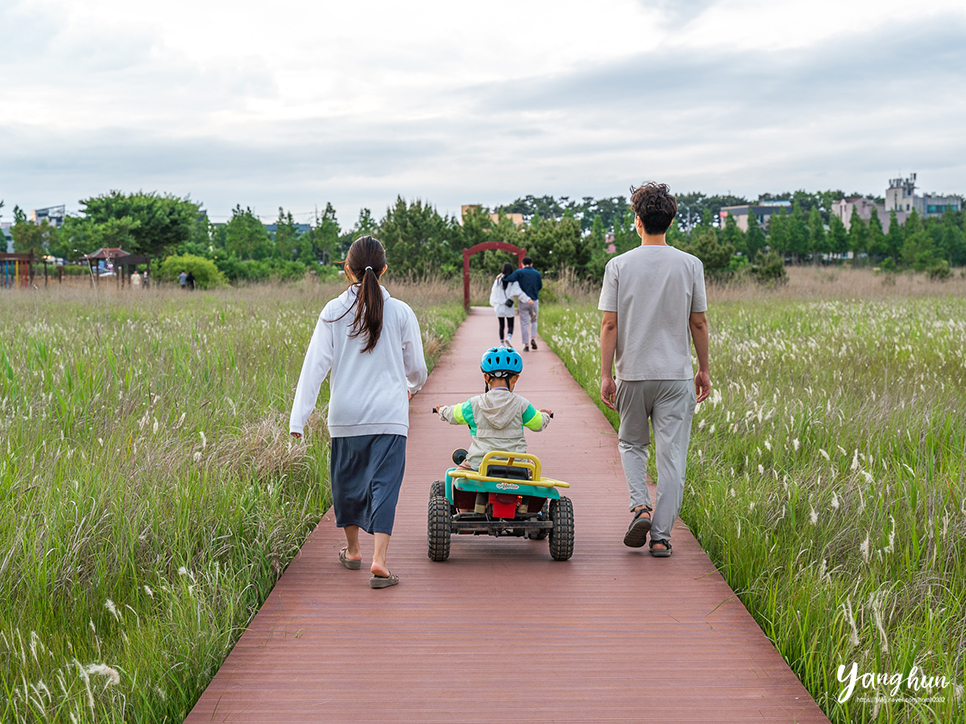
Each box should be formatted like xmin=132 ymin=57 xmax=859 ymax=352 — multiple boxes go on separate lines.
xmin=0 ymin=251 xmax=36 ymax=289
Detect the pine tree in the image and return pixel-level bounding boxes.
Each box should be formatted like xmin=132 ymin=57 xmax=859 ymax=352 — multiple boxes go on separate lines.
xmin=789 ymin=201 xmax=809 ymax=263
xmin=721 ymin=213 xmax=745 ymax=257
xmin=886 ymin=211 xmax=904 ymax=261
xmin=745 ymin=209 xmax=766 ymax=261
xmin=768 ymin=207 xmax=790 ymax=259
xmin=867 ymin=206 xmax=886 ymax=258
xmin=807 ymin=206 xmax=827 ymax=262
xmin=848 ymin=207 xmax=869 ymax=259
xmin=828 ymin=215 xmax=849 ymax=258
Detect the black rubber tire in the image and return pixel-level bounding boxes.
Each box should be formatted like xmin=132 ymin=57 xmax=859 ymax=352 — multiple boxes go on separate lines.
xmin=427 ymin=495 xmax=452 ymax=562
xmin=548 ymin=497 xmax=575 ymax=561
xmin=430 ymin=480 xmax=445 ymax=499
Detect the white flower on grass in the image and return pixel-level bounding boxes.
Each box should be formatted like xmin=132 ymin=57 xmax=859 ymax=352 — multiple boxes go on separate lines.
xmin=792 ymin=439 xmax=800 ymax=452
xmin=860 ymin=533 xmax=871 ymax=562
xmin=178 ymin=566 xmax=188 ymax=576
xmin=152 ymin=418 xmax=159 ymax=434
xmin=810 ymin=507 xmax=818 ymax=526
xmin=764 ymin=440 xmax=772 ymax=451
xmin=841 ymin=597 xmax=860 ymax=647
xmin=860 ymin=471 xmax=874 ymax=484
xmin=851 ymin=449 xmax=859 ymax=471
xmin=193 ymin=452 xmax=202 ymax=463
xmin=831 ymin=493 xmax=839 ymax=511
xmin=104 ymin=599 xmax=119 ymax=621
xmin=884 ymin=516 xmax=895 ymax=554
xmin=199 ymin=431 xmax=207 ymax=449
xmin=748 ymin=501 xmax=755 ymax=512
xmin=143 ymin=585 xmax=154 ymax=598
xmin=758 ymin=464 xmax=764 ymax=475
xmin=819 ymin=448 xmax=830 ymax=461
xmin=85 ymin=664 xmax=120 ymax=687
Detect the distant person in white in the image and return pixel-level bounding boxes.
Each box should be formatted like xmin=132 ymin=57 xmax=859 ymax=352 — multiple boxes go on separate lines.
xmin=599 ymin=182 xmax=711 ymax=557
xmin=290 ymin=236 xmax=427 ymax=589
xmin=489 ymin=261 xmax=532 ymax=347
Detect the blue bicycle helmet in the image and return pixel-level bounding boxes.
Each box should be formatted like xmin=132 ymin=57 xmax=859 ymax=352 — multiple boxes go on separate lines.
xmin=480 ymin=346 xmax=523 ymax=378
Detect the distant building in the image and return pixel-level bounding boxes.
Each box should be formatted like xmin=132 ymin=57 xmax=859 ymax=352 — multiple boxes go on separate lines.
xmin=30 ymin=205 xmax=66 ymax=228
xmin=461 ymin=204 xmax=524 ymax=227
xmin=265 ymin=222 xmax=312 ymax=236
xmin=885 ymin=174 xmax=960 ymax=217
xmin=830 ymin=197 xmax=902 ymax=231
xmin=718 ymin=201 xmax=790 ymax=232
xmin=1 ymin=223 xmax=12 ymax=253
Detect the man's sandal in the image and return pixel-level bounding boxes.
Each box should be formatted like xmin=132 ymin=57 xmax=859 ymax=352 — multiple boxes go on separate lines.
xmin=623 ymin=507 xmax=652 ymax=548
xmin=649 ymin=538 xmax=672 ymax=558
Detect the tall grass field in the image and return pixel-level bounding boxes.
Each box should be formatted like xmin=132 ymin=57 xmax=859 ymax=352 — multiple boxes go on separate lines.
xmin=0 ymin=279 xmax=464 ymax=722
xmin=541 ymin=268 xmax=966 ymax=724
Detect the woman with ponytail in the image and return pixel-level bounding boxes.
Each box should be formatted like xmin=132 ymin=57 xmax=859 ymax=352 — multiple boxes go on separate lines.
xmin=290 ymin=236 xmax=427 ymax=589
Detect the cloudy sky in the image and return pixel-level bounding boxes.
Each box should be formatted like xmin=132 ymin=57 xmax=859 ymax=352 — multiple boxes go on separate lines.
xmin=2 ymin=0 xmax=964 ymax=227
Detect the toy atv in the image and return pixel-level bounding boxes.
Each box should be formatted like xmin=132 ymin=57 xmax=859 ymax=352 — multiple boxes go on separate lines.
xmin=427 ymin=449 xmax=574 ymax=562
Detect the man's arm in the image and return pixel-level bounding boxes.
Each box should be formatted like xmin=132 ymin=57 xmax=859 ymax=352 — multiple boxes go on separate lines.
xmin=600 ymin=311 xmax=618 ymax=410
xmin=689 ymin=311 xmax=711 ymax=403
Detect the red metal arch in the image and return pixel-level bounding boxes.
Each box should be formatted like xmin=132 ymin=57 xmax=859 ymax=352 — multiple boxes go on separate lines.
xmin=462 ymin=242 xmax=526 ymax=312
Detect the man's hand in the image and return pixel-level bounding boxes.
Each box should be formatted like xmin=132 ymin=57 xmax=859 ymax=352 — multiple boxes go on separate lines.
xmin=600 ymin=376 xmax=617 ymax=410
xmin=694 ymin=371 xmax=711 ymax=403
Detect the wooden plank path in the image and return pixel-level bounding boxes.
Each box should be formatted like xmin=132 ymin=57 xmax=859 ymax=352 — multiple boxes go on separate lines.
xmin=186 ymin=307 xmax=831 ymax=724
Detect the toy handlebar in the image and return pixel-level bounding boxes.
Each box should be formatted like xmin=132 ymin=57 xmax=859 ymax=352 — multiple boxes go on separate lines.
xmin=433 ymin=407 xmax=553 ymax=418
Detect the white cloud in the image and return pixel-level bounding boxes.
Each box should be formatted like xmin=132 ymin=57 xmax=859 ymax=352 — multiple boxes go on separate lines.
xmin=1 ymin=0 xmax=964 ymax=226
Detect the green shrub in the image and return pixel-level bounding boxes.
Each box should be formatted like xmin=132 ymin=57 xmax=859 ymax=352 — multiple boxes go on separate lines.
xmin=215 ymin=257 xmax=310 ymax=283
xmin=750 ymin=251 xmax=787 ymax=285
xmin=159 ymin=254 xmax=226 ymax=288
xmin=926 ymin=260 xmax=952 ymax=281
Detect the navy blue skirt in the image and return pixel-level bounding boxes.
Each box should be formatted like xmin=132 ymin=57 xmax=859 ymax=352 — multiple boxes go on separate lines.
xmin=329 ymin=434 xmax=407 ymax=535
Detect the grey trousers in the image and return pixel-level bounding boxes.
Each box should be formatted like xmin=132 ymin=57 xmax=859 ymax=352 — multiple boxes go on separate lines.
xmin=519 ymin=300 xmax=538 ymax=345
xmin=615 ymin=379 xmax=696 ymax=542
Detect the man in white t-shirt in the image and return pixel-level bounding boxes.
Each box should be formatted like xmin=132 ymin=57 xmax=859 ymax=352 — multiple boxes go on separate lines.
xmin=598 ymin=182 xmax=711 ymax=557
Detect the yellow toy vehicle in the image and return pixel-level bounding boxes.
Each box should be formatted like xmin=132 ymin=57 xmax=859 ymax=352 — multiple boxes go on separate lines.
xmin=428 ymin=450 xmax=574 ymax=561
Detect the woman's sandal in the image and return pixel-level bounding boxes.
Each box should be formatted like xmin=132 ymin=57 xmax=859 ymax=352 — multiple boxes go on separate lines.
xmin=339 ymin=547 xmax=361 ymax=570
xmin=649 ymin=538 xmax=672 ymax=558
xmin=369 ymin=572 xmax=399 ymax=589
xmin=623 ymin=507 xmax=652 ymax=548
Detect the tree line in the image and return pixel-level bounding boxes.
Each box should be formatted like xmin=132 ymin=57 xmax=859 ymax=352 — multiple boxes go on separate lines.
xmin=3 ymin=188 xmax=964 ymax=288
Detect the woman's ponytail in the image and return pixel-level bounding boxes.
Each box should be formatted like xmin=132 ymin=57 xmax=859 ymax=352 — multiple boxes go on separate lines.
xmin=344 ymin=236 xmax=386 ymax=353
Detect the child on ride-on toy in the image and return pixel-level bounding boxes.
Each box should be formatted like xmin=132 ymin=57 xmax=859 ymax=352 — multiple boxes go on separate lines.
xmin=435 ymin=347 xmax=552 ymax=473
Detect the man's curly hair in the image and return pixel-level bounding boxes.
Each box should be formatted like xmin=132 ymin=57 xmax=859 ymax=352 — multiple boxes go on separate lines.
xmin=630 ymin=182 xmax=677 ymax=235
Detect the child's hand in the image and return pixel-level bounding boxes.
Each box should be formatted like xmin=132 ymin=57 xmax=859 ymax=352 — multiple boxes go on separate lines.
xmin=539 ymin=408 xmax=553 ymax=417
xmin=291 ymin=432 xmax=302 ymax=439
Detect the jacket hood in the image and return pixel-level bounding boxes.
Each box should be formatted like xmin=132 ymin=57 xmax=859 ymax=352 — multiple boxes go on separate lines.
xmin=477 ymin=388 xmax=522 ymax=428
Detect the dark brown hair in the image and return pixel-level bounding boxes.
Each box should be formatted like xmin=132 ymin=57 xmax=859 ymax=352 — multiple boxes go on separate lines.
xmin=339 ymin=235 xmax=387 ymax=353
xmin=630 ymin=182 xmax=678 ymax=235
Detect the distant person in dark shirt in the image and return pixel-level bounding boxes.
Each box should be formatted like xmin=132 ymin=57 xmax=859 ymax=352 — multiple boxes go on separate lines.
xmin=186 ymin=271 xmax=195 ymax=291
xmin=503 ymin=256 xmax=542 ymax=351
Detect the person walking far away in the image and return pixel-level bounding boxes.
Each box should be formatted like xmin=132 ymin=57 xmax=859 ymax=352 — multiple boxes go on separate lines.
xmin=178 ymin=270 xmax=187 ymax=289
xmin=186 ymin=270 xmax=195 ymax=291
xmin=489 ymin=262 xmax=532 ymax=347
xmin=599 ymin=182 xmax=711 ymax=558
xmin=290 ymin=236 xmax=427 ymax=588
xmin=503 ymin=256 xmax=542 ymax=351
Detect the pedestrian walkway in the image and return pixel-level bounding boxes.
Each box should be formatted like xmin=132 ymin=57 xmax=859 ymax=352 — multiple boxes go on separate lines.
xmin=185 ymin=307 xmax=830 ymax=723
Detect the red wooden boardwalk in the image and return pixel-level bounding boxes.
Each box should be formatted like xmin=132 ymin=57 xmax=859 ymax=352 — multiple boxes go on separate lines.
xmin=185 ymin=307 xmax=830 ymax=724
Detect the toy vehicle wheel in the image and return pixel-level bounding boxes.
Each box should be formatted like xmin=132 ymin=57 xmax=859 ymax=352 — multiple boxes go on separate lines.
xmin=427 ymin=495 xmax=451 ymax=562
xmin=548 ymin=496 xmax=574 ymax=561
xmin=430 ymin=480 xmax=445 ymax=499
